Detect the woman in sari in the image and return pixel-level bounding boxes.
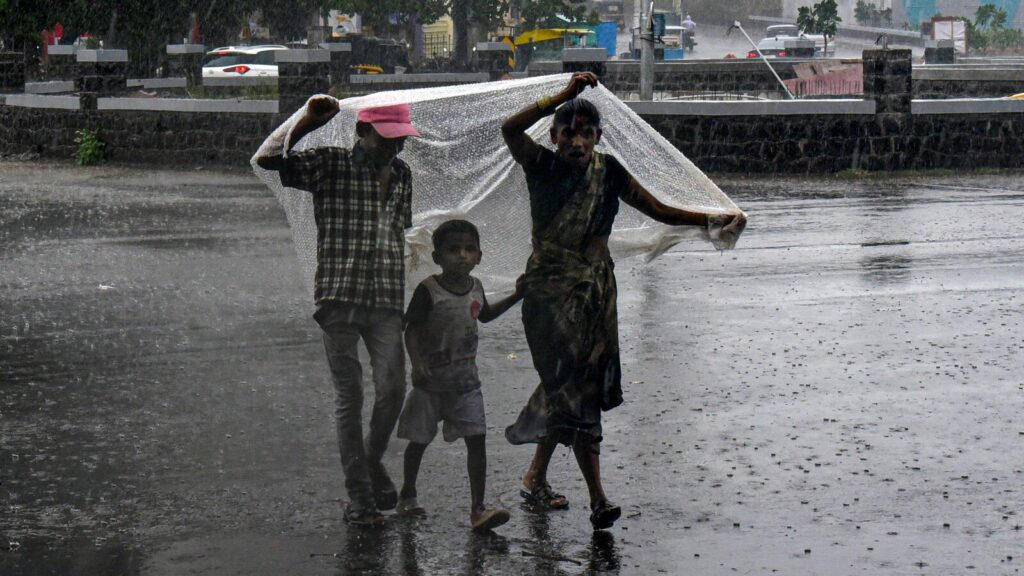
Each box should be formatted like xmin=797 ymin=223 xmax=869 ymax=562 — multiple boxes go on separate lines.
xmin=501 ymin=73 xmax=746 ymax=530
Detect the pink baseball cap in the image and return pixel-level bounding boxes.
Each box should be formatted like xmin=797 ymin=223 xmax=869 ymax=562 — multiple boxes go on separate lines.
xmin=357 ymin=103 xmax=421 ymax=139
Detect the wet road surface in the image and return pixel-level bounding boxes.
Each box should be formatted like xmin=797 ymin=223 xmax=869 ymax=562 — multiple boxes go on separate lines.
xmin=2 ymin=161 xmax=1022 ymax=575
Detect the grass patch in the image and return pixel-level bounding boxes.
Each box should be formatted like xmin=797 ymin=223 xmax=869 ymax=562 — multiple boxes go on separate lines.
xmin=74 ymin=129 xmax=106 ymax=165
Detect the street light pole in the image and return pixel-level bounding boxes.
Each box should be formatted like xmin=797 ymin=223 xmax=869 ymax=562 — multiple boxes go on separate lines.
xmin=727 ymin=20 xmax=795 ymax=100
xmin=640 ymin=1 xmax=654 ymax=100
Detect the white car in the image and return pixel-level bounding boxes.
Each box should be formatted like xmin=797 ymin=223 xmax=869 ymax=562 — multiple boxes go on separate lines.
xmin=747 ymin=36 xmax=793 ymax=58
xmin=747 ymin=35 xmax=830 ymax=58
xmin=201 ymin=45 xmax=288 ymax=78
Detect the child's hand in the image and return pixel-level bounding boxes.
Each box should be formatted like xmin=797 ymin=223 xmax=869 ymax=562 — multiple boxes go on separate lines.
xmin=514 ymin=274 xmax=527 ymax=298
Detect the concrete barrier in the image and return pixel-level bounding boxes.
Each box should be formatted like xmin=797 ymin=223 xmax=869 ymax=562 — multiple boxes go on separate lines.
xmin=97 ymin=97 xmax=278 ymax=114
xmin=912 ymin=98 xmax=1024 ymax=114
xmin=348 ymin=72 xmax=489 ymax=84
xmin=24 ymin=81 xmax=75 ymax=94
xmin=127 ymin=78 xmax=188 ymax=90
xmin=5 ymin=94 xmax=80 ymax=109
xmin=626 ymin=99 xmax=875 ymax=116
xmin=202 ymin=76 xmax=277 ymax=87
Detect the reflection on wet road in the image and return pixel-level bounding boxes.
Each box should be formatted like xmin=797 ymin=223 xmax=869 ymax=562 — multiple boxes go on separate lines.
xmin=2 ymin=162 xmax=1022 ymax=575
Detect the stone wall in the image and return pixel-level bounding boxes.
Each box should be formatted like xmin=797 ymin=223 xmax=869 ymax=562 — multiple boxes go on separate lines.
xmin=636 ymin=107 xmax=1024 ymax=173
xmin=913 ymin=67 xmax=1024 ymax=99
xmin=0 ymin=105 xmax=282 ymax=165
xmin=3 ymin=99 xmax=1022 ymax=173
xmin=0 ymin=52 xmax=24 ymax=91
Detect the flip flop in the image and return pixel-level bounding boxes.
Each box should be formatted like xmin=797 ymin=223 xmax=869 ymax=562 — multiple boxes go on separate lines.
xmin=589 ymin=500 xmax=621 ymax=530
xmin=520 ymin=482 xmax=569 ymax=510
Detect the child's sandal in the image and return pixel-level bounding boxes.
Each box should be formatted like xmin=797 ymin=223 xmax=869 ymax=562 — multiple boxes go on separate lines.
xmin=520 ymin=481 xmax=569 ymax=510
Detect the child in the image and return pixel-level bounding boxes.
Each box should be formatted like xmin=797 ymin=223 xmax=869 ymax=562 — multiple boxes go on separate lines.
xmin=395 ymin=219 xmax=525 ymax=532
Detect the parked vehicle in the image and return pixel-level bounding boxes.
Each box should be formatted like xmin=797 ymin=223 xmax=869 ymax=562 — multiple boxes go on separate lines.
xmin=746 ymin=34 xmax=831 ymax=58
xmin=765 ymin=24 xmax=799 ymax=38
xmin=747 ymin=36 xmax=792 ymax=58
xmin=513 ymin=28 xmax=594 ymax=70
xmin=202 ymin=45 xmax=288 ymax=78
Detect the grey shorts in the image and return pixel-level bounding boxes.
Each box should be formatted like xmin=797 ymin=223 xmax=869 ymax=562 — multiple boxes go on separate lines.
xmin=397 ymin=387 xmax=486 ymax=444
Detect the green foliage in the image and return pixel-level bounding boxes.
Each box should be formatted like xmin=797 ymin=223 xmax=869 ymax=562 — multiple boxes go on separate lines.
xmin=797 ymin=0 xmax=841 ymax=54
xmin=854 ymin=0 xmax=892 ymax=27
xmin=520 ymin=0 xmax=593 ymax=29
xmin=964 ymin=4 xmax=1024 ymax=52
xmin=74 ymin=129 xmax=106 ymax=166
xmin=974 ymin=3 xmax=1008 ymax=29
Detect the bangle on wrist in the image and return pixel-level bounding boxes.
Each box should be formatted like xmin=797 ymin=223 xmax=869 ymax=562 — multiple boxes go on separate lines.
xmin=536 ymin=96 xmax=555 ymax=115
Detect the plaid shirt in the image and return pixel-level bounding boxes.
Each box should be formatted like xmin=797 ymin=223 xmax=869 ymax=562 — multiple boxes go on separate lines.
xmin=280 ymin=145 xmax=413 ymax=311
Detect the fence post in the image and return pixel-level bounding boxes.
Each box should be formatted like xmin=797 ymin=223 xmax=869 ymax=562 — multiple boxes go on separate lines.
xmin=166 ymin=44 xmax=205 ymax=91
xmin=276 ymin=49 xmax=330 ymax=114
xmin=562 ymin=48 xmax=607 ymax=78
xmin=862 ymin=48 xmax=912 ymax=170
xmin=76 ymin=49 xmax=129 ymax=110
xmin=46 ymin=45 xmax=78 ymax=81
xmin=924 ymin=40 xmax=955 ymax=64
xmin=0 ymin=51 xmax=25 ymax=93
xmin=319 ymin=42 xmax=352 ymax=93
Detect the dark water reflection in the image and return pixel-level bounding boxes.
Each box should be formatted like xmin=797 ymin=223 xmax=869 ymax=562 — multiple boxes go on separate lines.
xmin=0 ymin=537 xmax=142 ymax=576
xmin=859 ymin=254 xmax=913 ymax=284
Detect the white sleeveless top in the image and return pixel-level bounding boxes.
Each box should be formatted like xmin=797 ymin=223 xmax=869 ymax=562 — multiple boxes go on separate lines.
xmin=417 ymin=275 xmax=484 ymax=392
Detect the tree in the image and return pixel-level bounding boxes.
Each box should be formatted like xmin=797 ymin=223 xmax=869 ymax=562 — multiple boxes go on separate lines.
xmin=854 ymin=0 xmax=891 ymax=28
xmin=797 ymin=0 xmax=840 ymax=56
xmin=520 ymin=0 xmax=597 ymax=30
xmin=964 ymin=3 xmax=1024 ymax=53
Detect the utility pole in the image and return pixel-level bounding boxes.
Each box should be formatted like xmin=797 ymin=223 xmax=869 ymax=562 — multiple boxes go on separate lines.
xmin=640 ymin=1 xmax=654 ymax=100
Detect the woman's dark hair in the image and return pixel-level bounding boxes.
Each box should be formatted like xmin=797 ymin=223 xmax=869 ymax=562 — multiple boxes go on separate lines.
xmin=432 ymin=219 xmax=480 ymax=250
xmin=553 ymin=98 xmax=601 ymax=128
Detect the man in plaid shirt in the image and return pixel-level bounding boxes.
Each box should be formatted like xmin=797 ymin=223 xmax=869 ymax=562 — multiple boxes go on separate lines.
xmin=258 ymin=97 xmax=420 ymax=527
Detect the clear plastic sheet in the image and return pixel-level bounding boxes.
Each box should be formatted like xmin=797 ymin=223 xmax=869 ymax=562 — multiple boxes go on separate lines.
xmin=251 ymin=74 xmax=741 ymax=292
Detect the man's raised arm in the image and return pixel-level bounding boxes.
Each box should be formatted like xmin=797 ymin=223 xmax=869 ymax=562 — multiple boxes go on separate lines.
xmin=256 ymin=96 xmax=340 ymax=171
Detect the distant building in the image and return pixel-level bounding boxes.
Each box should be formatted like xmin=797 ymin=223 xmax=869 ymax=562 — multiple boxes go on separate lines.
xmin=782 ymin=0 xmax=1023 ymax=30
xmin=893 ymin=0 xmax=1023 ymax=29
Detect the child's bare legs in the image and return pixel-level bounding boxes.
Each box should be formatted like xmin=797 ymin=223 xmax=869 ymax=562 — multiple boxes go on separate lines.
xmin=465 ymin=435 xmax=486 ymax=516
xmin=467 ymin=434 xmax=510 ymax=530
xmin=572 ymin=438 xmax=608 ymax=507
xmin=400 ymin=441 xmax=428 ymax=501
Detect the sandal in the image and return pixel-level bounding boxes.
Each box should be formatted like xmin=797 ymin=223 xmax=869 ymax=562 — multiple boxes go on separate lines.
xmin=344 ymin=501 xmax=386 ymax=528
xmin=396 ymin=497 xmax=427 ymax=518
xmin=520 ymin=481 xmax=569 ymax=510
xmin=589 ymin=500 xmax=621 ymax=530
xmin=471 ymin=507 xmax=511 ymax=532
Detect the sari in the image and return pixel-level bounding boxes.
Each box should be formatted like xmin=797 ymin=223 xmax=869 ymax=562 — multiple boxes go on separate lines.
xmin=506 ymin=152 xmax=623 ymax=447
